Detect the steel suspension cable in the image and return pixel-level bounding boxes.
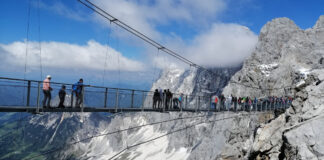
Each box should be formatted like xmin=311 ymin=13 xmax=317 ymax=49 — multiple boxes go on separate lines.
xmin=26 ymin=112 xmax=215 ymax=159
xmin=37 ymin=0 xmax=43 ymax=80
xmin=77 ymin=0 xmax=200 ymax=67
xmin=102 ymin=22 xmax=111 ymax=86
xmin=108 ymin=112 xmax=263 ymax=160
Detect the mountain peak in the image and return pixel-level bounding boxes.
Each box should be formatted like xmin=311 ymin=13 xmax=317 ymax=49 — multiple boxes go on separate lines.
xmin=314 ymin=15 xmax=324 ymax=29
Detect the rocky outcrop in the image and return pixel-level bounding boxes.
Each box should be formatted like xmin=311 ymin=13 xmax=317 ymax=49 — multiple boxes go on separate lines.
xmin=147 ymin=66 xmax=241 ymax=109
xmin=222 ymin=15 xmax=324 ymax=160
xmin=223 ymin=16 xmax=324 ymax=98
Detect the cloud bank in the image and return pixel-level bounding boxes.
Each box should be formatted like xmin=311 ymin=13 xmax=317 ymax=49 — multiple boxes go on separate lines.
xmin=186 ymin=23 xmax=258 ymax=67
xmin=0 ymin=40 xmax=144 ymax=72
xmin=90 ymin=0 xmax=257 ymax=68
xmin=33 ymin=0 xmax=258 ymax=70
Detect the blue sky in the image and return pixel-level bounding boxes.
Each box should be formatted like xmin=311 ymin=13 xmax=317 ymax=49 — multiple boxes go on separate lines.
xmin=0 ymin=0 xmax=323 ymax=88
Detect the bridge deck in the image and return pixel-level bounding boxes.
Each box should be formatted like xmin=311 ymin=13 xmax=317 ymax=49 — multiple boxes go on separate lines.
xmin=0 ymin=106 xmax=207 ymax=113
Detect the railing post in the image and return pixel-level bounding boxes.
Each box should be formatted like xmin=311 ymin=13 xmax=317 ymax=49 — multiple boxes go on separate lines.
xmin=180 ymin=96 xmax=183 ymax=112
xmin=71 ymin=85 xmax=74 ymax=108
xmin=208 ymin=96 xmax=211 ymax=113
xmin=195 ymin=96 xmax=198 ymax=112
xmin=104 ymin=88 xmax=108 ymax=108
xmin=131 ymin=90 xmax=134 ymax=108
xmin=198 ymin=96 xmax=200 ymax=112
xmin=81 ymin=87 xmax=85 ymax=112
xmin=141 ymin=91 xmax=145 ymax=112
xmin=115 ymin=89 xmax=119 ymax=113
xmin=185 ymin=95 xmax=188 ymax=110
xmin=26 ymin=81 xmax=31 ymax=106
xmin=36 ymin=82 xmax=41 ymax=113
xmin=261 ymin=102 xmax=263 ymax=112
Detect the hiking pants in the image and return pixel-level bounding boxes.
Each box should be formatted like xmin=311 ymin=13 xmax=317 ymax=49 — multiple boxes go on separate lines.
xmin=42 ymin=90 xmax=51 ymax=107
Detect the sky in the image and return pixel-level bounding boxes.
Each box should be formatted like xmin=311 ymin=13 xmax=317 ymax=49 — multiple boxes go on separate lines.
xmin=0 ymin=0 xmax=323 ymax=89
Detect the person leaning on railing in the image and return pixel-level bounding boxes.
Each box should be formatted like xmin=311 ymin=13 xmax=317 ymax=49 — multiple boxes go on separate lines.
xmin=42 ymin=75 xmax=52 ymax=108
xmin=58 ymin=85 xmax=66 ymax=108
xmin=72 ymin=78 xmax=84 ymax=108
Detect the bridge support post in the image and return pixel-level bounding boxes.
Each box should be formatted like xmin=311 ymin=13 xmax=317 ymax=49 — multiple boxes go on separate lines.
xmin=141 ymin=91 xmax=145 ymax=112
xmin=104 ymin=88 xmax=108 ymax=108
xmin=81 ymin=87 xmax=85 ymax=112
xmin=208 ymin=96 xmax=211 ymax=113
xmin=36 ymin=82 xmax=41 ymax=113
xmin=71 ymin=85 xmax=74 ymax=108
xmin=180 ymin=97 xmax=183 ymax=112
xmin=198 ymin=96 xmax=200 ymax=112
xmin=195 ymin=96 xmax=198 ymax=112
xmin=26 ymin=81 xmax=31 ymax=106
xmin=185 ymin=95 xmax=188 ymax=110
xmin=131 ymin=90 xmax=134 ymax=108
xmin=115 ymin=89 xmax=119 ymax=113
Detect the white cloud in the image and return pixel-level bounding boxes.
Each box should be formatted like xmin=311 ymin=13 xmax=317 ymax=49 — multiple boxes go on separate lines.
xmin=89 ymin=0 xmax=257 ymax=68
xmin=33 ymin=0 xmax=257 ymax=69
xmin=91 ymin=0 xmax=226 ymax=39
xmin=0 ymin=40 xmax=144 ymax=72
xmin=186 ymin=23 xmax=258 ymax=67
xmin=151 ymin=23 xmax=258 ymax=68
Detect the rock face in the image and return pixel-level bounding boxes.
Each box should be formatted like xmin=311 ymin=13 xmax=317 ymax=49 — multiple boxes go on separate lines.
xmin=147 ymin=66 xmax=241 ymax=109
xmin=223 ymin=16 xmax=324 ymax=98
xmin=221 ymin=15 xmax=324 ymax=159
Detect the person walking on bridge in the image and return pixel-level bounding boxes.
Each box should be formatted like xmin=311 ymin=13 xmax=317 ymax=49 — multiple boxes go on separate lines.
xmin=211 ymin=95 xmax=218 ymax=111
xmin=58 ymin=85 xmax=66 ymax=108
xmin=166 ymin=89 xmax=172 ymax=110
xmin=153 ymin=89 xmax=160 ymax=109
xmin=72 ymin=79 xmax=84 ymax=108
xmin=158 ymin=89 xmax=163 ymax=109
xmin=42 ymin=75 xmax=52 ymax=108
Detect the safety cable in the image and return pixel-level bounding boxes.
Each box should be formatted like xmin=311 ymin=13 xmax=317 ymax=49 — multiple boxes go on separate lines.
xmin=37 ymin=0 xmax=43 ymax=80
xmin=25 ymin=112 xmax=217 ymax=159
xmin=108 ymin=112 xmax=264 ymax=159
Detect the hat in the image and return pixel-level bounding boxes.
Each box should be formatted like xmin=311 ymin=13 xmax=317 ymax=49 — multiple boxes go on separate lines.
xmin=46 ymin=75 xmax=51 ymax=79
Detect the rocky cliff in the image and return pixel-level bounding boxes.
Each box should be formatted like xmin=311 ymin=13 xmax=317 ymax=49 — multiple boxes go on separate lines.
xmin=223 ymin=15 xmax=324 ymax=98
xmin=222 ymin=15 xmax=324 ymax=159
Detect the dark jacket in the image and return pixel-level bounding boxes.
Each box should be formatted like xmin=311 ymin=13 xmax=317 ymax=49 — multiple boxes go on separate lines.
xmin=59 ymin=89 xmax=66 ymax=100
xmin=153 ymin=91 xmax=160 ymax=100
xmin=73 ymin=82 xmax=83 ymax=94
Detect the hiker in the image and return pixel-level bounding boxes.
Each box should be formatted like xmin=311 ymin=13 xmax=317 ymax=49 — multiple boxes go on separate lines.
xmin=152 ymin=89 xmax=160 ymax=109
xmin=211 ymin=95 xmax=218 ymax=111
xmin=58 ymin=85 xmax=66 ymax=108
xmin=158 ymin=89 xmax=163 ymax=109
xmin=172 ymin=96 xmax=179 ymax=109
xmin=227 ymin=95 xmax=232 ymax=111
xmin=248 ymin=97 xmax=252 ymax=111
xmin=238 ymin=97 xmax=242 ymax=111
xmin=42 ymin=75 xmax=52 ymax=108
xmin=219 ymin=94 xmax=225 ymax=111
xmin=232 ymin=96 xmax=237 ymax=111
xmin=166 ymin=89 xmax=172 ymax=110
xmin=178 ymin=93 xmax=183 ymax=109
xmin=254 ymin=97 xmax=258 ymax=111
xmin=163 ymin=90 xmax=167 ymax=110
xmin=72 ymin=79 xmax=84 ymax=108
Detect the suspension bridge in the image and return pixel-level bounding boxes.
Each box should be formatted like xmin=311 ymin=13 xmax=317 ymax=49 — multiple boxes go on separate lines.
xmin=0 ymin=0 xmax=293 ymax=114
xmin=0 ymin=76 xmax=291 ymax=114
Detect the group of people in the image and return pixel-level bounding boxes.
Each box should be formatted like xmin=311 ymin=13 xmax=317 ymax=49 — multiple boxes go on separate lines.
xmin=152 ymin=89 xmax=183 ymax=110
xmin=42 ymin=75 xmax=84 ymax=109
xmin=211 ymin=94 xmax=293 ymax=111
